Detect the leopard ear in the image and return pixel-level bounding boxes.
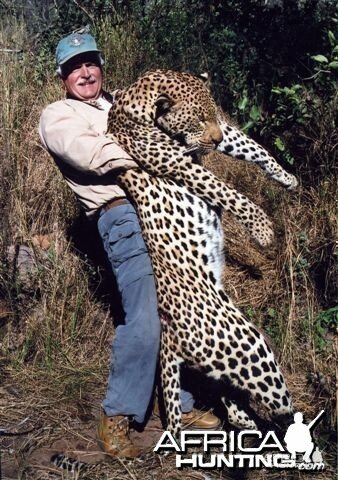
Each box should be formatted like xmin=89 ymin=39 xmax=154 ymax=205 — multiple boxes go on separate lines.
xmin=199 ymin=72 xmax=209 ymax=82
xmin=198 ymin=72 xmax=211 ymax=89
xmin=155 ymin=94 xmax=174 ymax=118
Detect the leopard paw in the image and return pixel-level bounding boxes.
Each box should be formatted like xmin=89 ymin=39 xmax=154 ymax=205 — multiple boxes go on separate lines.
xmin=286 ymin=173 xmax=299 ymax=190
xmin=250 ymin=214 xmax=274 ymax=247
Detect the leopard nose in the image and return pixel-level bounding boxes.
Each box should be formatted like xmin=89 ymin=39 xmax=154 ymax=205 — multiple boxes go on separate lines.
xmin=205 ymin=121 xmax=223 ymax=147
xmin=212 ymin=124 xmax=224 ymax=145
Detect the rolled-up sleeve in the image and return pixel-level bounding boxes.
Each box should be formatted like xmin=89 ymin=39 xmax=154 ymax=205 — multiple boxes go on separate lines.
xmin=39 ymin=102 xmax=137 ymax=175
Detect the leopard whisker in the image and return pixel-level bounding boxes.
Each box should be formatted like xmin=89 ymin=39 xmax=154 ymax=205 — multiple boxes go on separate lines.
xmin=183 ymin=144 xmax=200 ymax=155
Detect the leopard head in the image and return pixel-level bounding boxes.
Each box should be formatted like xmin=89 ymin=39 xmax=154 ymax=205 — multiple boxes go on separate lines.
xmin=120 ymin=70 xmax=223 ymax=155
xmin=154 ymin=88 xmax=223 ymax=155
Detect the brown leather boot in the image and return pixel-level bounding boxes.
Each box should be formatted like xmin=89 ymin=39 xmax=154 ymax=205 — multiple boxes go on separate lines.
xmin=97 ymin=412 xmax=140 ymax=458
xmin=154 ymin=401 xmax=221 ymax=430
xmin=182 ymin=409 xmax=221 ymax=429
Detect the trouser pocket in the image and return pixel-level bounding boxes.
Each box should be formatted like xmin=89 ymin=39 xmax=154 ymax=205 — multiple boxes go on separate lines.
xmin=107 ymin=221 xmax=147 ymax=268
xmin=98 ymin=204 xmax=154 ymax=285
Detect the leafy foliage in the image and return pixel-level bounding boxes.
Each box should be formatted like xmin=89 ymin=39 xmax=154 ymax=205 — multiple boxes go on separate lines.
xmin=314 ymin=306 xmax=338 ymax=352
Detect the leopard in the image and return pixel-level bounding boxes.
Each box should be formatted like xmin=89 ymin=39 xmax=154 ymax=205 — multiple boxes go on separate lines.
xmin=104 ymin=69 xmax=295 ymax=436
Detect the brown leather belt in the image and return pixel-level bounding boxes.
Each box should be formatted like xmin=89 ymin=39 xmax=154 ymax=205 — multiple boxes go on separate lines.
xmin=102 ymin=198 xmax=129 ymax=212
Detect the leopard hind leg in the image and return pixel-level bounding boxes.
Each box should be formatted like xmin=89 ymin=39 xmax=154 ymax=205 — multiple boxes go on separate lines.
xmin=160 ymin=324 xmax=183 ymax=438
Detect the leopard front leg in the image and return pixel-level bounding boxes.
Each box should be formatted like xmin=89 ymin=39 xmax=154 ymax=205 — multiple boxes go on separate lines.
xmin=176 ymin=164 xmax=274 ymax=247
xmin=221 ymin=398 xmax=257 ymax=430
xmin=160 ymin=326 xmax=183 ymax=438
xmin=217 ymin=118 xmax=298 ymax=190
xmin=114 ymin=129 xmax=273 ymax=247
xmin=117 ymin=141 xmax=273 ymax=247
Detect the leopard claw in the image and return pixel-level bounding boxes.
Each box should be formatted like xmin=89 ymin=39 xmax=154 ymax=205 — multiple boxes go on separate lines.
xmin=286 ymin=174 xmax=299 ymax=190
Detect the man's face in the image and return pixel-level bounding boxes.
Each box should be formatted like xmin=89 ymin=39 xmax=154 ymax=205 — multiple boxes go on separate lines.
xmin=61 ymin=52 xmax=103 ymax=100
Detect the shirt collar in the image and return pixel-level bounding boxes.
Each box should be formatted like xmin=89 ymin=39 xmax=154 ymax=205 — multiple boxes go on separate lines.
xmin=66 ymin=90 xmax=114 ymax=109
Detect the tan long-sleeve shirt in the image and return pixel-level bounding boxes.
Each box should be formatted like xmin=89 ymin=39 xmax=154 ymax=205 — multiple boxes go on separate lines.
xmin=39 ymin=95 xmax=137 ymax=216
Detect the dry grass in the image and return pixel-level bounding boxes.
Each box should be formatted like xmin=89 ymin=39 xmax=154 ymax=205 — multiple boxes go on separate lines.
xmin=0 ymin=18 xmax=336 ymax=480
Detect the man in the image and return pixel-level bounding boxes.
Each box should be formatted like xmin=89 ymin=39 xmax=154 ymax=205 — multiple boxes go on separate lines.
xmin=39 ymin=30 xmax=220 ymax=458
xmin=284 ymin=412 xmax=316 ymax=462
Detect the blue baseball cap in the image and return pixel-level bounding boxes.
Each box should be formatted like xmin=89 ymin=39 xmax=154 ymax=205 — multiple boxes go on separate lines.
xmin=56 ymin=32 xmax=100 ymax=66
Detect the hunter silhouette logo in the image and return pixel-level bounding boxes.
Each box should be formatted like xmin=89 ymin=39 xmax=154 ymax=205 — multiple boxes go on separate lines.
xmin=154 ymin=410 xmax=326 ymax=471
xmin=284 ymin=410 xmax=325 ymax=464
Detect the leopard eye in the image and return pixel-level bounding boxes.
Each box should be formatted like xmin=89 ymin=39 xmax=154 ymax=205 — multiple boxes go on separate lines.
xmin=155 ymin=95 xmax=173 ymax=118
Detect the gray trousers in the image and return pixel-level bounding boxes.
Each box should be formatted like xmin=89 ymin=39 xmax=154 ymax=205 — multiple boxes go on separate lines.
xmin=97 ymin=201 xmax=194 ymax=423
